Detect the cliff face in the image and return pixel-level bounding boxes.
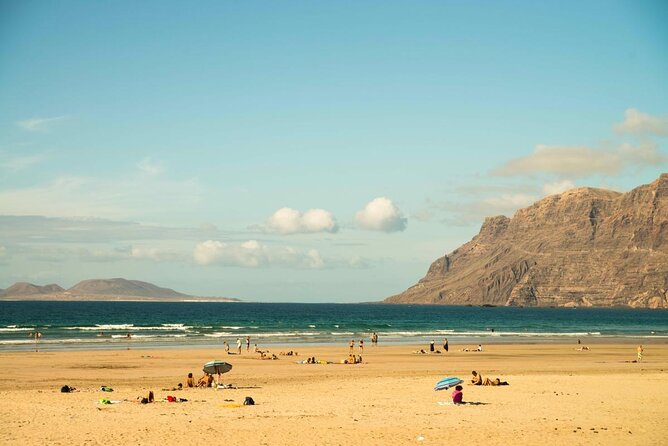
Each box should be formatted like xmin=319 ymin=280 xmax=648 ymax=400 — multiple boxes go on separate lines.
xmin=385 ymin=174 xmax=668 ymax=308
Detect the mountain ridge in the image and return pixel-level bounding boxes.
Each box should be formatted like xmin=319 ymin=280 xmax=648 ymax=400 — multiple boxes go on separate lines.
xmin=0 ymin=278 xmax=239 ymax=302
xmin=384 ymin=174 xmax=668 ymax=308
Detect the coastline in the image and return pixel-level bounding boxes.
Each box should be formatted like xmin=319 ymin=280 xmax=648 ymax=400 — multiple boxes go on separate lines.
xmin=1 ymin=343 xmax=667 ymax=445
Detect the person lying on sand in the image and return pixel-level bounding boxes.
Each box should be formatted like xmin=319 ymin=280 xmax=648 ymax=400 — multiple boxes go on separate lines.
xmin=575 ymin=346 xmax=590 ymax=351
xmin=413 ymin=349 xmax=427 ymax=354
xmin=471 ymin=370 xmax=509 ymax=386
xmin=280 ymin=351 xmax=298 ymax=356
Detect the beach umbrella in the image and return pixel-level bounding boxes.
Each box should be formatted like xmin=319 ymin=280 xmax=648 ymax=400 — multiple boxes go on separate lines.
xmin=203 ymin=360 xmax=233 ymax=375
xmin=434 ymin=377 xmax=463 ymax=391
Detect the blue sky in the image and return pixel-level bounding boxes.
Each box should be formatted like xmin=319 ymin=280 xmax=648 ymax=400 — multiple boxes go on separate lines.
xmin=0 ymin=0 xmax=666 ymax=301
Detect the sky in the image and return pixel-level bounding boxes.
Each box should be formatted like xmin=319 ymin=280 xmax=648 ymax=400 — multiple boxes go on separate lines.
xmin=0 ymin=0 xmax=667 ymax=302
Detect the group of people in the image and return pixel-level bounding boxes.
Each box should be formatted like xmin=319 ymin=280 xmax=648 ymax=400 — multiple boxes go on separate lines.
xmin=223 ymin=336 xmax=253 ymax=355
xmin=427 ymin=338 xmax=450 ymax=353
xmin=449 ymin=371 xmax=510 ymax=404
xmin=349 ymin=339 xmax=364 ymax=354
xmin=181 ymin=372 xmax=216 ymax=388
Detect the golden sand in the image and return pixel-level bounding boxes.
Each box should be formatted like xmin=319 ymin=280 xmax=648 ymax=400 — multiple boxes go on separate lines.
xmin=1 ymin=343 xmax=666 ymax=445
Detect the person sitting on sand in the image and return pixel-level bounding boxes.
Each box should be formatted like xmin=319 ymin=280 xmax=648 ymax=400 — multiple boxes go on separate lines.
xmin=185 ymin=372 xmax=195 ymax=388
xmin=471 ymin=370 xmax=483 ymax=385
xmin=452 ymin=385 xmax=463 ymax=404
xmin=197 ymin=373 xmax=214 ymax=387
xmin=136 ymin=390 xmax=155 ymax=404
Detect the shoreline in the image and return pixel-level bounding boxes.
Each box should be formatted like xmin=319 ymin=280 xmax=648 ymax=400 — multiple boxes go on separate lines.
xmin=0 ymin=335 xmax=668 ymax=357
xmin=3 ymin=335 xmax=668 ymax=353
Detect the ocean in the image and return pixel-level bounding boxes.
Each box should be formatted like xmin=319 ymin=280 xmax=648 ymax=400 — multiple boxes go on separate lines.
xmin=1 ymin=301 xmax=667 ymax=351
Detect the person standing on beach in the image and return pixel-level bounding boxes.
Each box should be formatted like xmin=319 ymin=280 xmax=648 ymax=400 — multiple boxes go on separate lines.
xmin=443 ymin=338 xmax=449 ymax=353
xmin=430 ymin=340 xmax=435 ymax=352
xmin=349 ymin=339 xmax=354 ymax=354
xmin=236 ymin=337 xmax=242 ymax=354
xmin=224 ymin=341 xmax=229 ymax=354
xmin=359 ymin=339 xmax=364 ymax=353
xmin=246 ymin=336 xmax=250 ymax=352
xmin=637 ymin=345 xmax=643 ymax=362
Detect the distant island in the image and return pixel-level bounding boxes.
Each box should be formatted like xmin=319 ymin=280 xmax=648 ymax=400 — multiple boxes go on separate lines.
xmin=0 ymin=278 xmax=240 ymax=302
xmin=385 ymin=173 xmax=668 ymax=309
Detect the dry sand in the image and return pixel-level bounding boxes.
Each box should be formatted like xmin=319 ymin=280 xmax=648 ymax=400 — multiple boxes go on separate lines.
xmin=1 ymin=343 xmax=667 ymax=445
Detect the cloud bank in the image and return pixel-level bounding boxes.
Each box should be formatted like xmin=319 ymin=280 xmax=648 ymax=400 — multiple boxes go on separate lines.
xmin=493 ymin=141 xmax=665 ymax=178
xmin=16 ymin=116 xmax=67 ymax=132
xmin=265 ymin=207 xmax=338 ymax=234
xmin=194 ymin=240 xmax=325 ymax=269
xmin=614 ymin=108 xmax=668 ymax=136
xmin=355 ymin=197 xmax=407 ymax=232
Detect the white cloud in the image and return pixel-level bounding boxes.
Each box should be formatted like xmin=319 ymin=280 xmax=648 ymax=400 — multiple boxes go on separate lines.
xmin=129 ymin=246 xmax=183 ymax=262
xmin=481 ymin=193 xmax=536 ymax=211
xmin=0 ymin=153 xmax=47 ymax=171
xmin=493 ymin=142 xmax=665 ymax=178
xmin=136 ymin=157 xmax=164 ymax=176
xmin=17 ymin=116 xmax=67 ymax=132
xmin=614 ymin=108 xmax=668 ymax=136
xmin=543 ymin=179 xmax=576 ymax=195
xmin=265 ymin=207 xmax=338 ymax=234
xmin=355 ymin=197 xmax=407 ymax=232
xmin=193 ymin=240 xmax=326 ymax=269
xmin=0 ymin=174 xmax=203 ymax=220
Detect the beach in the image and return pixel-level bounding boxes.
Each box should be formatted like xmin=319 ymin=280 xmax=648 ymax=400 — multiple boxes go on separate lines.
xmin=1 ymin=342 xmax=667 ymax=445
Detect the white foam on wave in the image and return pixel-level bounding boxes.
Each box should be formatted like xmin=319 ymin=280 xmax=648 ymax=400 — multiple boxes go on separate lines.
xmin=0 ymin=327 xmax=35 ymax=332
xmin=252 ymin=331 xmax=321 ymax=338
xmin=380 ymin=330 xmax=602 ymax=337
xmin=65 ymin=324 xmax=193 ymax=331
xmin=111 ymin=334 xmax=187 ymax=339
xmin=203 ymin=332 xmax=235 ymax=337
xmin=221 ymin=326 xmax=243 ymax=330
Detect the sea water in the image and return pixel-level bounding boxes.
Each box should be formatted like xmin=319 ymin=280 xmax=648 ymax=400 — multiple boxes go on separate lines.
xmin=1 ymin=301 xmax=667 ymax=351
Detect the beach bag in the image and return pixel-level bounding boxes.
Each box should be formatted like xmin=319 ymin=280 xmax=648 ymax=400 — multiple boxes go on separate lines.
xmin=243 ymin=396 xmax=255 ymax=406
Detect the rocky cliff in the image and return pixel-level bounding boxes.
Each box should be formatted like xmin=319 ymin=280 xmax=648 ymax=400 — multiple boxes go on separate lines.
xmin=385 ymin=174 xmax=668 ymax=308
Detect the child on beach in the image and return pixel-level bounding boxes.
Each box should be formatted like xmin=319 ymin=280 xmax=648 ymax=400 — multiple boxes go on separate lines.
xmin=452 ymin=385 xmax=463 ymax=404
